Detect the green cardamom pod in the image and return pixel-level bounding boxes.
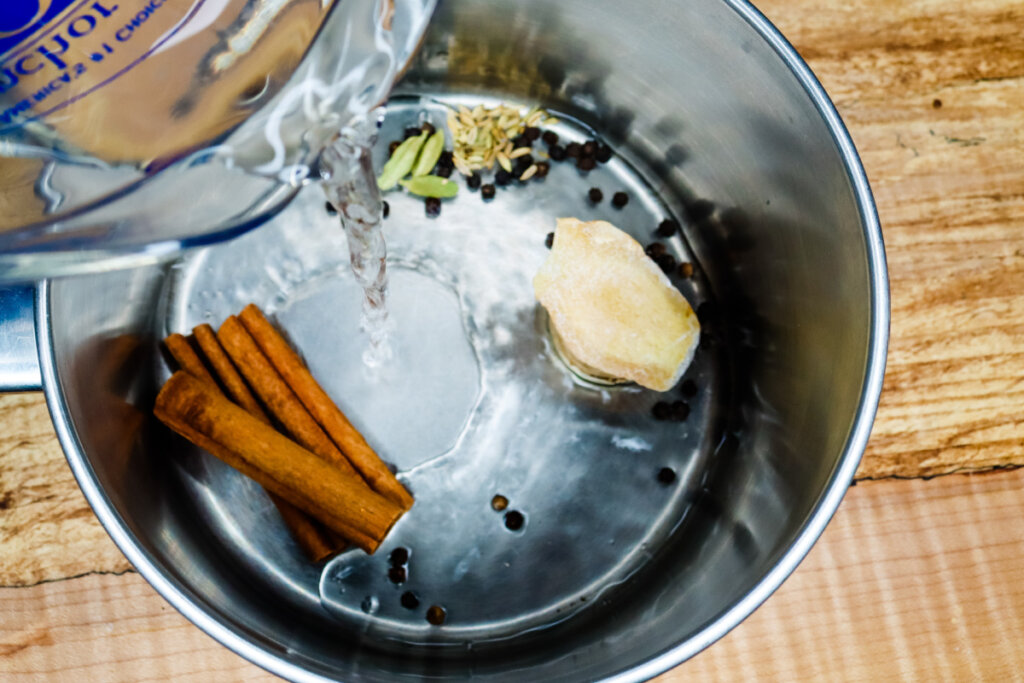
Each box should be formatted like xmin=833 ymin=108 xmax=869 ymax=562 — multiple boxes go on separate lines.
xmin=400 ymin=175 xmax=459 ymax=198
xmin=412 ymin=130 xmax=445 ymax=177
xmin=377 ymin=132 xmax=428 ymax=190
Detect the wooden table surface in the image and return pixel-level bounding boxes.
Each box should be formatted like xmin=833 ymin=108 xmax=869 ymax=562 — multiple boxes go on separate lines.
xmin=3 ymin=0 xmax=1024 ymax=679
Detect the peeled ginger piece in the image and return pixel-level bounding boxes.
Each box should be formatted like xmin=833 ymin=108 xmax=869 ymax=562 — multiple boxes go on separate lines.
xmin=534 ymin=218 xmax=700 ymax=392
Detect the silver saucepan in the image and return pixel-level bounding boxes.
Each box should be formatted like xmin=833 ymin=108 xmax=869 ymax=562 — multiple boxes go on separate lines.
xmin=0 ymin=0 xmax=888 ymax=680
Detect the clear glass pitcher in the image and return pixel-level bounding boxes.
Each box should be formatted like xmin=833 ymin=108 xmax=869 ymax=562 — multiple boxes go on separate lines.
xmin=0 ymin=0 xmax=434 ymax=280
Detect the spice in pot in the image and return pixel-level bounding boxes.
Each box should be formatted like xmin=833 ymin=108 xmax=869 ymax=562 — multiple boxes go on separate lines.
xmin=657 ymin=253 xmax=677 ymax=274
xmin=424 ymin=196 xmax=442 ymax=217
xmin=548 ymin=144 xmax=567 ymax=161
xmin=542 ymin=130 xmax=559 ymax=145
xmin=401 ymin=591 xmax=420 ymax=609
xmin=656 ymin=219 xmax=679 ymax=237
xmin=520 ymin=165 xmax=539 ymax=181
xmin=588 ymin=187 xmax=603 ymax=203
xmin=651 ymin=401 xmax=670 ymax=421
xmin=388 ymin=566 xmax=407 ymax=584
xmin=467 ymin=172 xmax=482 ymax=190
xmin=481 ymin=184 xmax=496 ymax=200
xmin=678 ymin=262 xmax=694 ymax=278
xmin=645 ymin=242 xmax=666 ymax=259
xmin=544 ymin=232 xmax=554 ymax=249
xmin=389 ymin=547 xmax=410 ymax=565
xmin=445 ymin=103 xmax=557 ymax=176
xmin=535 ymin=162 xmax=550 ymax=178
xmin=491 ymin=494 xmax=509 ymax=511
xmin=657 ymin=467 xmax=676 ymax=485
xmin=577 ymin=156 xmax=596 ymax=172
xmin=595 ymin=144 xmax=613 ymax=163
xmin=504 ymin=510 xmax=525 ymax=531
xmin=565 ymin=142 xmax=582 ymax=158
xmin=426 ymin=605 xmax=447 ymax=626
xmin=612 ymin=191 xmax=629 ymax=208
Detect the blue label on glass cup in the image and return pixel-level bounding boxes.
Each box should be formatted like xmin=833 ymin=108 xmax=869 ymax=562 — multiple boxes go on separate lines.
xmin=0 ymin=0 xmax=81 ymax=57
xmin=0 ymin=0 xmax=194 ymax=130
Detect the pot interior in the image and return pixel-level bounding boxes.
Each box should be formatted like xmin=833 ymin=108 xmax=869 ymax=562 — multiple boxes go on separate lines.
xmin=44 ymin=0 xmax=881 ymax=680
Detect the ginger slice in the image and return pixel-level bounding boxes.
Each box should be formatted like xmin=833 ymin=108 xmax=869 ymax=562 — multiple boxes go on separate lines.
xmin=534 ymin=218 xmax=700 ymax=392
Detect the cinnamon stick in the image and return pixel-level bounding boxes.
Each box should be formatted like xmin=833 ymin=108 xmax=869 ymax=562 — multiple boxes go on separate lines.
xmin=192 ymin=324 xmax=271 ymax=424
xmin=155 ymin=371 xmax=402 ymax=553
xmin=187 ymin=326 xmax=341 ymax=562
xmin=239 ymin=304 xmax=414 ymax=510
xmin=164 ymin=334 xmax=217 ymax=387
xmin=272 ymin=497 xmax=338 ymax=563
xmin=217 ymin=316 xmax=360 ymax=479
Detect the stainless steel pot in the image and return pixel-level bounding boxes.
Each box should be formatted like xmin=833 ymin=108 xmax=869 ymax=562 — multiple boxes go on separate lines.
xmin=0 ymin=0 xmax=888 ymax=680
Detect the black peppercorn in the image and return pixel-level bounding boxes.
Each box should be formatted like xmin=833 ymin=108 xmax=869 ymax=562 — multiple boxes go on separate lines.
xmin=656 ymin=219 xmax=679 ymax=237
xmin=514 ymin=156 xmax=534 ymax=177
xmin=400 ymin=591 xmax=419 ymax=609
xmin=382 ymin=200 xmax=390 ymax=219
xmin=657 ymin=467 xmax=677 ymax=485
xmin=481 ymin=184 xmax=496 ymax=200
xmin=504 ymin=510 xmax=525 ymax=531
xmin=565 ymin=142 xmax=582 ymax=158
xmin=495 ymin=169 xmax=512 ymax=186
xmin=657 ymin=253 xmax=677 ymax=273
xmin=389 ymin=547 xmax=409 ymax=566
xmin=425 ymin=197 xmax=441 ymax=217
xmin=511 ymin=134 xmax=530 ymax=149
xmin=651 ymin=401 xmax=670 ymax=421
xmin=403 ymin=126 xmax=421 ymax=139
xmin=545 ymin=232 xmax=554 ymax=249
xmin=612 ymin=191 xmax=629 ymax=208
xmin=467 ymin=172 xmax=482 ymax=190
xmin=548 ymin=144 xmax=567 ymax=161
xmin=535 ymin=162 xmax=550 ymax=178
xmin=388 ymin=566 xmax=407 ymax=584
xmin=595 ymin=144 xmax=613 ymax=163
xmin=542 ymin=130 xmax=559 ymax=145
xmin=588 ymin=187 xmax=603 ymax=203
xmin=325 ymin=201 xmax=337 ymax=215
xmin=582 ymin=140 xmax=598 ymax=157
xmin=645 ymin=242 xmax=667 ymax=258
xmin=436 ymin=165 xmax=452 ymax=178
xmin=577 ymin=156 xmax=596 ymax=172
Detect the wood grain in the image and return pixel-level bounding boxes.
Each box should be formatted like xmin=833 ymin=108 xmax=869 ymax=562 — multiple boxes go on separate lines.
xmin=756 ymin=0 xmax=1024 ymax=478
xmin=0 ymin=394 xmax=130 ymax=587
xmin=2 ymin=469 xmax=1023 ymax=681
